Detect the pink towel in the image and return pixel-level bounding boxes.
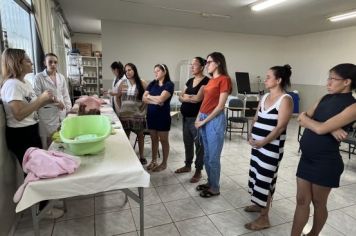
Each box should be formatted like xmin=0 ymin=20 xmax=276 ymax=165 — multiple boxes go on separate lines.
xmin=13 ymin=147 xmax=81 ymax=203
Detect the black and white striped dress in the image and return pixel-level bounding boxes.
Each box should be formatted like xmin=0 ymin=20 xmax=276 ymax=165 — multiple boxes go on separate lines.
xmin=248 ymin=93 xmax=291 ymax=207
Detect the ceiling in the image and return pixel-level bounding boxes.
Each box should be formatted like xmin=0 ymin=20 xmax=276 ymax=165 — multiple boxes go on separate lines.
xmin=57 ymin=0 xmax=356 ymax=36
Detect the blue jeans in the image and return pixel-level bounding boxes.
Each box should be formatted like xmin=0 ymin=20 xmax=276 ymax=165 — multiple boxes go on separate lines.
xmin=199 ymin=112 xmax=226 ymax=192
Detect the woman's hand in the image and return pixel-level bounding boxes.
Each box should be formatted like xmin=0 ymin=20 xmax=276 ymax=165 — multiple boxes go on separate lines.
xmin=297 ymin=112 xmax=309 ymax=127
xmin=39 ymin=90 xmax=54 ymax=105
xmin=249 ymin=138 xmax=265 ymax=149
xmin=55 ymin=101 xmax=65 ymax=110
xmin=331 ymin=128 xmax=348 ymax=142
xmin=109 ymin=91 xmax=117 ymax=96
xmin=195 ymin=120 xmax=205 ymax=129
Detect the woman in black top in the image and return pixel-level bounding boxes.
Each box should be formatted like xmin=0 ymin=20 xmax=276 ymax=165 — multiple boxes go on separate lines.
xmin=175 ymin=57 xmax=209 ymax=183
xmin=291 ymin=63 xmax=356 ymax=236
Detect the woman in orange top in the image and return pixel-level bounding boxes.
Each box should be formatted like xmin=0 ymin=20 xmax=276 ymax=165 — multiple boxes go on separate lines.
xmin=195 ymin=52 xmax=232 ymax=198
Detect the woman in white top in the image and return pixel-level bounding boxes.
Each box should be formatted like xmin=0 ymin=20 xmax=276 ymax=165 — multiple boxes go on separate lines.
xmin=34 ymin=53 xmax=72 ymax=149
xmin=1 ymin=48 xmax=54 ymax=164
xmin=109 ymin=61 xmax=126 ymax=113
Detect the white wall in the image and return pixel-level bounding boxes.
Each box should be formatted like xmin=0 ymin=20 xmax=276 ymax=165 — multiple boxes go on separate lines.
xmin=285 ymin=26 xmax=356 ymax=86
xmin=72 ymin=33 xmax=102 ymax=52
xmin=102 ymin=20 xmax=287 ymax=92
xmin=101 ymin=21 xmax=356 ymax=111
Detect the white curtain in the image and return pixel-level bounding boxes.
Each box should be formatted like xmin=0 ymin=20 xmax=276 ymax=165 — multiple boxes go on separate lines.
xmin=33 ymin=0 xmax=53 ymax=53
xmin=51 ymin=7 xmax=68 ymax=76
xmin=33 ymin=0 xmax=70 ymax=77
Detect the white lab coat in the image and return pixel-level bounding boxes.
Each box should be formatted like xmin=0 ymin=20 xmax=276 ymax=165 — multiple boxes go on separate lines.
xmin=34 ymin=70 xmax=72 ymax=147
xmin=112 ymin=75 xmax=126 ymax=112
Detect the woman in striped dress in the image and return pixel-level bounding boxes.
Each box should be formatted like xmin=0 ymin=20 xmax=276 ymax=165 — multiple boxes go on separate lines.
xmin=244 ymin=65 xmax=294 ymax=231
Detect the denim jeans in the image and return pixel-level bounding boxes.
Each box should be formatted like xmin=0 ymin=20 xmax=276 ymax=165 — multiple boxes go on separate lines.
xmin=199 ymin=112 xmax=226 ymax=192
xmin=183 ymin=117 xmax=204 ymax=170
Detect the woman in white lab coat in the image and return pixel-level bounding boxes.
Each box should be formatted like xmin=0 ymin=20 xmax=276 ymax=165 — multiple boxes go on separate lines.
xmin=34 ymin=53 xmax=72 ymax=149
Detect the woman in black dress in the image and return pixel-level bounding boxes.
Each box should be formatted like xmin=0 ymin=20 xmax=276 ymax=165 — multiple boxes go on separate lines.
xmin=291 ymin=63 xmax=356 ymax=236
xmin=143 ymin=64 xmax=174 ymax=172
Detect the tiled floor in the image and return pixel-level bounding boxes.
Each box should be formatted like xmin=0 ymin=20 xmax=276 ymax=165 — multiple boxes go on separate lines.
xmin=13 ymin=118 xmax=356 ymax=236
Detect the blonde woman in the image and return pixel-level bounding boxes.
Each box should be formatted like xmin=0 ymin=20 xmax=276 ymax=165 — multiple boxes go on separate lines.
xmin=1 ymin=49 xmax=53 ymax=164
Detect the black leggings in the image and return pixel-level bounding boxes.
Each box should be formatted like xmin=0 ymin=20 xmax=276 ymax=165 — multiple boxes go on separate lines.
xmin=6 ymin=123 xmax=42 ymax=166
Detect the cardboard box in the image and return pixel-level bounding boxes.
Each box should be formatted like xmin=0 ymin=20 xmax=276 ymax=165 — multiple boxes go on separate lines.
xmin=73 ymin=43 xmax=92 ymax=56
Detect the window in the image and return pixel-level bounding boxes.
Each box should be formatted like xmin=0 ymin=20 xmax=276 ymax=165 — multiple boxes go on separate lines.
xmin=0 ymin=0 xmax=36 ymax=70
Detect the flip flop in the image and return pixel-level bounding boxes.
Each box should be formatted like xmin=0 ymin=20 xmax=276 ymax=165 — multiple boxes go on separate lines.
xmin=196 ymin=183 xmax=209 ymax=191
xmin=146 ymin=161 xmax=157 ymax=171
xmin=190 ymin=173 xmax=202 ymax=183
xmin=244 ymin=222 xmax=270 ymax=231
xmin=152 ymin=164 xmax=167 ymax=172
xmin=199 ymin=189 xmax=220 ymax=198
xmin=244 ymin=205 xmax=262 ymax=212
xmin=175 ymin=166 xmax=191 ymax=174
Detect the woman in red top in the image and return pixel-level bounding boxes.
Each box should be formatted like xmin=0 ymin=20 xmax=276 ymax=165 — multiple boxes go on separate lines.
xmin=195 ymin=52 xmax=232 ymax=198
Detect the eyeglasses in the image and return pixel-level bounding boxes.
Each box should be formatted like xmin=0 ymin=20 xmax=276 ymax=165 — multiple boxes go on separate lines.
xmin=206 ymin=60 xmax=215 ymax=66
xmin=48 ymin=60 xmax=58 ymax=64
xmin=327 ymin=77 xmax=344 ymax=82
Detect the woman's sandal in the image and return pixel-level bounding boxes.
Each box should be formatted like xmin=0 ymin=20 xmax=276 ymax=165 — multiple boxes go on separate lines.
xmin=244 ymin=222 xmax=270 ymax=231
xmin=139 ymin=158 xmax=147 ymax=165
xmin=174 ymin=166 xmax=191 ymax=174
xmin=152 ymin=164 xmax=167 ymax=172
xmin=244 ymin=205 xmax=262 ymax=212
xmin=146 ymin=161 xmax=157 ymax=171
xmin=196 ymin=183 xmax=210 ymax=191
xmin=200 ymin=189 xmax=220 ymax=198
xmin=190 ymin=171 xmax=202 ymax=183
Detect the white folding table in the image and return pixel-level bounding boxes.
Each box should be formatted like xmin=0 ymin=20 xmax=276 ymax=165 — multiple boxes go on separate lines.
xmin=15 ymin=103 xmax=150 ymax=236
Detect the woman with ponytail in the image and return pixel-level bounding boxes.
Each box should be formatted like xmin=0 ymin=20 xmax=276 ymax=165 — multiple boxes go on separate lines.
xmin=244 ymin=64 xmax=293 ymax=231
xmin=175 ymin=57 xmax=210 ymax=183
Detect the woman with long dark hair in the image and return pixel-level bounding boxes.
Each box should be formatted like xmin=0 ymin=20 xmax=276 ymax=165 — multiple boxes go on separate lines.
xmin=116 ymin=63 xmax=147 ymax=164
xmin=143 ymin=64 xmax=174 ymax=172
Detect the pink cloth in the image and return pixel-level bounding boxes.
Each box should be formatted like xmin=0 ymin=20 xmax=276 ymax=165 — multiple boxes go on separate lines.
xmin=13 ymin=147 xmax=81 ymax=203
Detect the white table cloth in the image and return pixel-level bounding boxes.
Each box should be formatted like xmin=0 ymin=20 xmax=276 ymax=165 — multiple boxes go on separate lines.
xmin=16 ymin=103 xmax=150 ymax=213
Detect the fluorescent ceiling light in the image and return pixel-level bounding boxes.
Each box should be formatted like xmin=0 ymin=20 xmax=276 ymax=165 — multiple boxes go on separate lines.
xmin=328 ymin=10 xmax=356 ymax=22
xmin=251 ymin=0 xmax=286 ymax=12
